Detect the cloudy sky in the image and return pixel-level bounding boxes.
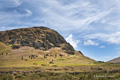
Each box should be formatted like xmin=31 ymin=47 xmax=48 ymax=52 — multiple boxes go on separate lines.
xmin=0 ymin=0 xmax=120 ymax=61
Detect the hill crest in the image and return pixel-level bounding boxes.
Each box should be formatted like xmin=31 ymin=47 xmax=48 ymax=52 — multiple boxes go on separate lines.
xmin=0 ymin=26 xmax=74 ymax=51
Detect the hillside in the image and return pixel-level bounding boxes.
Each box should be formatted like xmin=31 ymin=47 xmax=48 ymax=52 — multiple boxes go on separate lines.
xmin=108 ymin=57 xmax=120 ymax=63
xmin=0 ymin=27 xmax=74 ymax=51
xmin=0 ymin=42 xmax=11 ymax=55
xmin=0 ymin=26 xmax=95 ymax=68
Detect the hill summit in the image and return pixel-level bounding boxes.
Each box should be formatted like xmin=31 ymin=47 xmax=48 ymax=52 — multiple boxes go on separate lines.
xmin=0 ymin=27 xmax=74 ymax=51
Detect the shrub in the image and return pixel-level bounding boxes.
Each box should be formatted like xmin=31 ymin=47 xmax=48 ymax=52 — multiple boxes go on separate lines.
xmin=52 ymin=65 xmax=57 ymax=67
xmin=30 ymin=74 xmax=41 ymax=80
xmin=41 ymin=64 xmax=48 ymax=66
xmin=94 ymin=61 xmax=104 ymax=64
xmin=15 ymin=74 xmax=25 ymax=80
xmin=0 ymin=74 xmax=13 ymax=80
xmin=58 ymin=73 xmax=74 ymax=80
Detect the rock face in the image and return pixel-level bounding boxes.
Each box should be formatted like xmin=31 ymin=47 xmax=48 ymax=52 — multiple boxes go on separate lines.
xmin=0 ymin=27 xmax=74 ymax=51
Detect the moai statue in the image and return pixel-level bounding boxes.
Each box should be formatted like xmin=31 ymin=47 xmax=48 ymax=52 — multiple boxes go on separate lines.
xmin=44 ymin=55 xmax=47 ymax=58
xmin=55 ymin=54 xmax=57 ymax=58
xmin=68 ymin=55 xmax=69 ymax=57
xmin=49 ymin=59 xmax=54 ymax=64
xmin=46 ymin=53 xmax=49 ymax=56
xmin=50 ymin=54 xmax=53 ymax=56
xmin=21 ymin=56 xmax=23 ymax=60
xmin=31 ymin=55 xmax=35 ymax=59
xmin=33 ymin=63 xmax=37 ymax=65
xmin=59 ymin=54 xmax=63 ymax=58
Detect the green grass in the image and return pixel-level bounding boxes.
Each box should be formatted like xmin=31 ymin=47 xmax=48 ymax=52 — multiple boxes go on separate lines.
xmin=0 ymin=74 xmax=13 ymax=80
xmin=0 ymin=42 xmax=12 ymax=54
xmin=59 ymin=58 xmax=67 ymax=61
xmin=0 ymin=72 xmax=120 ymax=80
xmin=0 ymin=46 xmax=120 ymax=79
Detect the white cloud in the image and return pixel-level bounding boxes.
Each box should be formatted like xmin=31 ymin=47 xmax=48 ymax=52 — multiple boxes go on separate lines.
xmin=25 ymin=9 xmax=32 ymax=16
xmin=108 ymin=32 xmax=120 ymax=44
xmin=39 ymin=0 xmax=113 ymax=32
xmin=0 ymin=0 xmax=21 ymax=9
xmin=99 ymin=45 xmax=105 ymax=48
xmin=85 ymin=32 xmax=120 ymax=45
xmin=99 ymin=56 xmax=112 ymax=62
xmin=98 ymin=55 xmax=120 ymax=62
xmin=0 ymin=0 xmax=120 ymax=46
xmin=84 ymin=40 xmax=99 ymax=46
xmin=0 ymin=0 xmax=119 ymax=32
xmin=65 ymin=34 xmax=80 ymax=49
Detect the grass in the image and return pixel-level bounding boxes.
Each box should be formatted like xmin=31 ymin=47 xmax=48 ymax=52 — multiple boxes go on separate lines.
xmin=0 ymin=46 xmax=120 ymax=80
xmin=0 ymin=74 xmax=13 ymax=80
xmin=0 ymin=46 xmax=95 ymax=68
xmin=41 ymin=64 xmax=49 ymax=66
xmin=0 ymin=72 xmax=120 ymax=80
xmin=0 ymin=42 xmax=12 ymax=54
xmin=59 ymin=58 xmax=67 ymax=61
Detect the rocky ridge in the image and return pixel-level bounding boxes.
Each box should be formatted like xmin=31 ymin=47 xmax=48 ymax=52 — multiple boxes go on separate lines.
xmin=0 ymin=26 xmax=74 ymax=52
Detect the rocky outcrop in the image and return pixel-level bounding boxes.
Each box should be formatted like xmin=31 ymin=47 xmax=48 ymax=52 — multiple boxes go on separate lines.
xmin=0 ymin=26 xmax=74 ymax=51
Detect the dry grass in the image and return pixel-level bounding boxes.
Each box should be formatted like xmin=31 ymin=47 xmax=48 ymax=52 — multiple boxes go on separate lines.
xmin=0 ymin=42 xmax=12 ymax=54
xmin=0 ymin=46 xmax=95 ymax=68
xmin=0 ymin=46 xmax=120 ymax=73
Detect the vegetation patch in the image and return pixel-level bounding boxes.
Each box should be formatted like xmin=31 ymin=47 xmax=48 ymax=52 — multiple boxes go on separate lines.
xmin=59 ymin=58 xmax=67 ymax=61
xmin=94 ymin=61 xmax=105 ymax=64
xmin=41 ymin=64 xmax=48 ymax=66
xmin=52 ymin=65 xmax=58 ymax=67
xmin=0 ymin=72 xmax=119 ymax=80
xmin=0 ymin=42 xmax=12 ymax=54
xmin=0 ymin=74 xmax=13 ymax=80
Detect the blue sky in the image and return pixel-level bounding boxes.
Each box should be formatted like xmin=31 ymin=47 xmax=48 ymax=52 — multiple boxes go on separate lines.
xmin=0 ymin=0 xmax=120 ymax=61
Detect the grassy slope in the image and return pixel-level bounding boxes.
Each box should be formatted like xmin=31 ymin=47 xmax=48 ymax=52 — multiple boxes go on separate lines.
xmin=0 ymin=42 xmax=12 ymax=54
xmin=108 ymin=57 xmax=120 ymax=63
xmin=0 ymin=46 xmax=95 ymax=68
xmin=0 ymin=45 xmax=120 ymax=73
